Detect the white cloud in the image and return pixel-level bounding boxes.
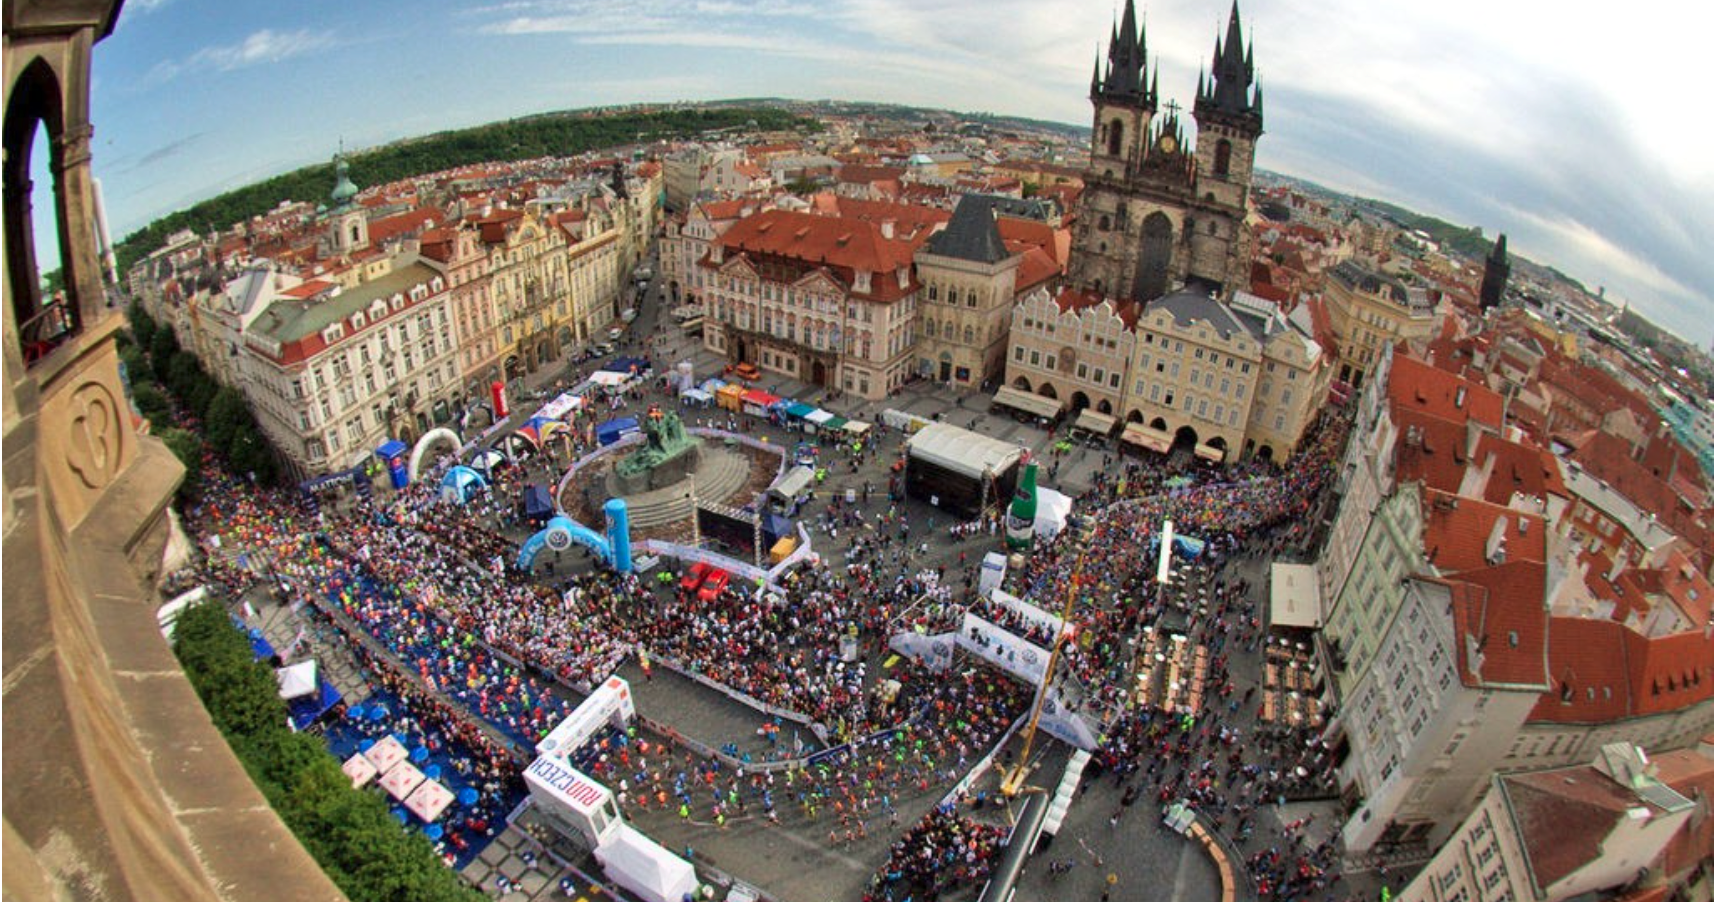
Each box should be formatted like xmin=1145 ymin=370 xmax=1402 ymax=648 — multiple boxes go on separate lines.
xmin=147 ymin=28 xmax=334 ymax=83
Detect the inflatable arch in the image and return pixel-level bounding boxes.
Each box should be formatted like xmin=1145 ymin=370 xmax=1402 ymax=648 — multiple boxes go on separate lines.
xmin=516 ymin=500 xmax=634 ymax=574
xmin=408 ymin=427 xmax=463 ymax=482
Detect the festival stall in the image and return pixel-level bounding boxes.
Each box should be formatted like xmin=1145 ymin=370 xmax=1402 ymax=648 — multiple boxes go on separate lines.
xmin=374 ymin=439 xmax=411 ymax=489
xmin=440 ymin=465 xmax=488 ymax=504
xmin=679 ymin=387 xmax=714 ymax=408
xmin=740 ymin=389 xmax=779 ymax=418
xmin=715 ymin=384 xmax=744 ymax=413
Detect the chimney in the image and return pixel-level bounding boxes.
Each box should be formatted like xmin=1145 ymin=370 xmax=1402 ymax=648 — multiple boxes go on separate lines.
xmin=880 ymin=219 xmax=896 ymax=239
xmin=1455 ymin=386 xmax=1467 ymax=409
xmin=1486 ymin=515 xmax=1509 ymax=564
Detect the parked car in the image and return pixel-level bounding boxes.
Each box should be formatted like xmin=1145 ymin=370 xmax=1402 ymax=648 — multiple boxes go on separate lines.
xmin=696 ymin=568 xmax=731 ymax=602
xmin=734 ymin=362 xmax=761 ymax=381
xmin=679 ymin=561 xmax=712 ymax=593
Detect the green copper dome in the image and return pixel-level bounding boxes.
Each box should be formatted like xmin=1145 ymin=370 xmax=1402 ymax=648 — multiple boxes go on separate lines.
xmin=330 ymin=153 xmax=359 ymax=205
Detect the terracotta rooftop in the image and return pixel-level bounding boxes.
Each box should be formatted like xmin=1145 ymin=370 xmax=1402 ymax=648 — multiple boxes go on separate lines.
xmin=1529 ymin=614 xmax=1712 ymax=724
xmin=1388 ymin=352 xmax=1505 ymax=430
xmin=1472 ymin=432 xmax=1568 ymax=506
xmin=711 ymin=208 xmax=919 ymax=302
xmin=1448 ymin=559 xmax=1551 ymax=688
xmin=1505 ymin=764 xmax=1677 ymax=890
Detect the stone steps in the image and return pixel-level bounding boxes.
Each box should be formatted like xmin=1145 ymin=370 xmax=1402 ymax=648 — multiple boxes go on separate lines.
xmin=617 ymin=448 xmax=755 ymax=530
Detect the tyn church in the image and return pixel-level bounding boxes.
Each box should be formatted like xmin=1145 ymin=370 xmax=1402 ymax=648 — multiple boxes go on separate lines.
xmin=1066 ymin=0 xmax=1264 ymax=304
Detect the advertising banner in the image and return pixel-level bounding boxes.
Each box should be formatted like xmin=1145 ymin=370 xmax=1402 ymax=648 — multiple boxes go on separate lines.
xmin=956 ymin=612 xmax=1052 ymax=686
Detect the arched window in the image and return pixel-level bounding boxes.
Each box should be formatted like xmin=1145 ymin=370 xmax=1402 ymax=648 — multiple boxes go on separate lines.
xmin=1098 ymin=215 xmax=1111 ymax=232
xmin=963 ymin=325 xmax=975 ymax=344
xmin=1214 ymin=139 xmax=1233 ymax=178
xmin=1107 ymin=119 xmax=1124 ymax=157
xmin=5 ymin=57 xmax=82 ymax=364
xmin=943 ymin=322 xmax=955 ymax=340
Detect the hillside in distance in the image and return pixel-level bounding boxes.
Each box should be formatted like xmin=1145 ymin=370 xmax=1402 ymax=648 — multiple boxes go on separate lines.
xmin=116 ymin=105 xmax=819 ymax=272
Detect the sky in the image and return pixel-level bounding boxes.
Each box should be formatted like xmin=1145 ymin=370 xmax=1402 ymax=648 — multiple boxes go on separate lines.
xmin=44 ymin=0 xmax=1715 ymax=345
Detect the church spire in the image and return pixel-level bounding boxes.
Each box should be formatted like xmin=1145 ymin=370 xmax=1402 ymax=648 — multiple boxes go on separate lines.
xmin=1097 ymin=0 xmax=1153 ymax=110
xmin=1193 ymin=0 xmax=1260 ymax=129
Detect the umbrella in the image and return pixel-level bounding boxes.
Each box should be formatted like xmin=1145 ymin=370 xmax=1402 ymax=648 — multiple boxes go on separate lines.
xmin=410 ymin=746 xmax=429 ymax=764
xmin=348 ymin=705 xmax=368 ymax=721
xmin=457 ymin=787 xmax=480 ymax=806
xmin=368 ymin=706 xmax=388 ymax=722
xmin=392 ymin=808 xmax=410 ymax=824
xmin=425 ymin=823 xmax=445 ymax=842
xmin=359 ymin=738 xmax=376 ymax=752
xmin=425 ymin=764 xmax=442 ymax=781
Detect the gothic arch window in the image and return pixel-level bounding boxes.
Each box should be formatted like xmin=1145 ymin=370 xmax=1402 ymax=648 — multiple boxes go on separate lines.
xmin=1107 ymin=119 xmax=1124 ymax=157
xmin=943 ymin=322 xmax=955 ymax=340
xmin=963 ymin=325 xmax=974 ymax=344
xmin=5 ymin=56 xmax=82 ymax=363
xmin=1214 ymin=139 xmax=1233 ymax=177
xmin=1133 ymin=212 xmax=1174 ymax=301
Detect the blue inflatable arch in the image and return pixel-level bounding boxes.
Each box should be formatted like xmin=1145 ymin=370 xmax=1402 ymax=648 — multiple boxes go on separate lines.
xmin=517 ymin=516 xmax=614 ymax=571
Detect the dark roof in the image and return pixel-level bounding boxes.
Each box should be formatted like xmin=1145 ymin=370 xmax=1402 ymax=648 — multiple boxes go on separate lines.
xmin=1330 ymin=260 xmax=1410 ymax=304
xmin=924 ymin=195 xmax=1009 ymax=264
xmin=1145 ymin=286 xmax=1255 ymax=343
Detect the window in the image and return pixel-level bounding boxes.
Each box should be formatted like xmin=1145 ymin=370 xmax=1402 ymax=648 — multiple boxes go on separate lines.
xmin=1109 ymin=372 xmax=1121 ymax=389
xmin=1014 ymin=346 xmax=1024 ymax=362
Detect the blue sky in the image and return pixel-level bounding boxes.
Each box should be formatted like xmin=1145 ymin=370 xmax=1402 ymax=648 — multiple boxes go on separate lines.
xmin=59 ymin=0 xmax=1716 ymax=346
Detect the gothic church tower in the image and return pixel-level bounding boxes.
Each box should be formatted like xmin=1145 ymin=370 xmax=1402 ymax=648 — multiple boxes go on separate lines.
xmin=1067 ymin=0 xmax=1263 ymax=303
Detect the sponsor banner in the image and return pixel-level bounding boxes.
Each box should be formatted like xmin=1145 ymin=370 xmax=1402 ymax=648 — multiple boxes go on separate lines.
xmin=524 ymin=755 xmax=610 ymax=816
xmin=957 ymin=613 xmax=1052 ymax=686
xmin=989 ymin=589 xmax=1070 ymax=641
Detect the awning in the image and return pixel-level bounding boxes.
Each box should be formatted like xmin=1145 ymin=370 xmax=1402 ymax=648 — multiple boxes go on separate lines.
xmin=375 ymin=439 xmax=409 ymax=460
xmin=823 ymin=415 xmax=849 ymax=431
xmin=588 ymin=369 xmax=631 ymax=387
xmin=680 ymin=388 xmax=713 ymax=402
xmin=992 ymin=386 xmax=1062 ymax=420
xmin=784 ymin=402 xmax=816 ymax=419
xmin=1072 ymin=409 xmax=1117 ymax=435
xmin=1195 ymin=443 xmax=1226 ymax=462
xmin=1270 ymin=562 xmax=1322 ymax=629
xmin=805 ymin=409 xmax=835 ymax=426
xmin=1120 ymin=423 xmax=1172 ymax=453
xmin=741 ymin=389 xmax=778 ymax=408
xmin=843 ymin=420 xmax=871 ymax=435
xmin=906 ymin=423 xmax=1024 ymax=480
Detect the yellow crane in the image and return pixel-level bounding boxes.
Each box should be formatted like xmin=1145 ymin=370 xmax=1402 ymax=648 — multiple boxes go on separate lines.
xmin=998 ymin=550 xmax=1088 ymax=797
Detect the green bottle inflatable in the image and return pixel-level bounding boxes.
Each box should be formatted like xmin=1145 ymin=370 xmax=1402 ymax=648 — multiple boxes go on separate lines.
xmin=1005 ymin=460 xmax=1039 ymax=552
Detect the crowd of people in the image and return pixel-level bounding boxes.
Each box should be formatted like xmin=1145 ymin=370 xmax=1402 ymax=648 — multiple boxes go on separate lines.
xmin=864 ymin=807 xmax=1008 ymax=902
xmin=165 ymin=325 xmax=1361 ymax=902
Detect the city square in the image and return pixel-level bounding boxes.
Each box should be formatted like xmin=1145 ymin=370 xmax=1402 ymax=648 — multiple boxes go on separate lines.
xmin=4 ymin=1 xmax=1711 ymax=902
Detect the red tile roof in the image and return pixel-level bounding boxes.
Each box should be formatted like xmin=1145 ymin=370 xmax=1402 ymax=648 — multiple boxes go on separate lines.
xmin=1569 ymin=431 xmax=1714 ymax=560
xmin=1388 ymin=352 xmax=1505 ymax=430
xmin=1504 ymin=766 xmax=1674 ymax=889
xmin=1472 ymin=432 xmax=1568 ymax=506
xmin=996 ymin=217 xmax=1070 ymax=266
xmin=1448 ymin=560 xmax=1551 ymax=688
xmin=365 ymin=205 xmax=446 ymax=246
xmin=711 ymin=208 xmax=919 ymax=302
xmin=1530 ymin=615 xmax=1712 ymax=724
xmin=1652 ymin=749 xmax=1713 ymax=880
xmin=1393 ymin=408 xmax=1473 ymax=493
xmin=1014 ymin=247 xmax=1060 ymax=293
xmin=280 ymin=279 xmax=336 ymax=300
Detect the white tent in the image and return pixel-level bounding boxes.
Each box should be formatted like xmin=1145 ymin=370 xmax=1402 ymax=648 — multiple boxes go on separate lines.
xmin=1270 ymin=562 xmax=1322 ymax=629
xmin=595 ymin=825 xmax=699 ymax=902
xmin=1033 ymin=486 xmax=1073 ymax=538
xmin=275 ymin=660 xmax=318 ymax=700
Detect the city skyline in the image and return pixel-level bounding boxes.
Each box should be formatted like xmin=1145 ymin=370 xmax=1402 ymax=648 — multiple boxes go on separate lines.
xmin=63 ymin=0 xmax=1715 ymax=345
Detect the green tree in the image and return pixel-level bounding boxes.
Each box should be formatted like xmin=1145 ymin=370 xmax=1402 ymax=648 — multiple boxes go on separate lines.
xmin=128 ymin=300 xmax=157 ymax=349
xmin=228 ymin=428 xmax=279 ymax=485
xmin=156 ymin=427 xmax=202 ymax=496
xmin=131 ymin=382 xmax=170 ymax=425
xmin=204 ymin=386 xmax=247 ymax=455
xmin=149 ymin=327 xmax=180 ymax=380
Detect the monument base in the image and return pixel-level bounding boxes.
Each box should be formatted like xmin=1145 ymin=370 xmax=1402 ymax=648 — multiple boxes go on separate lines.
xmin=616 ymin=445 xmax=702 ymax=494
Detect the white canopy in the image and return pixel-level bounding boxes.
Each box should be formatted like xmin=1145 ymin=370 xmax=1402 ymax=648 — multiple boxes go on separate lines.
xmin=587 ymin=370 xmax=631 ymax=387
xmin=378 ymin=761 xmax=425 ymax=801
xmin=363 ymin=735 xmax=407 ymax=773
xmin=1270 ymin=562 xmax=1322 ymax=629
xmin=275 ymin=660 xmax=318 ymax=700
xmin=595 ymin=825 xmax=699 ymax=902
xmin=404 ymin=778 xmax=454 ymax=822
xmin=804 ymin=409 xmax=835 ymax=426
xmin=992 ymin=386 xmax=1062 ymax=420
xmin=907 ymin=423 xmax=1024 ymax=481
xmin=1034 ymin=486 xmax=1073 ymax=538
xmin=341 ymin=753 xmax=378 ymax=789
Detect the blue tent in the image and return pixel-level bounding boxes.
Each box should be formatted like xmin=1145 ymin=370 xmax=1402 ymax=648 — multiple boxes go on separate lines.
xmin=523 ymin=485 xmax=553 ymax=523
xmin=440 ymin=465 xmax=488 ymax=504
xmin=287 ymin=680 xmax=342 ymax=731
xmin=596 ymin=417 xmax=640 ymax=446
xmin=761 ymin=512 xmax=795 ymax=543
